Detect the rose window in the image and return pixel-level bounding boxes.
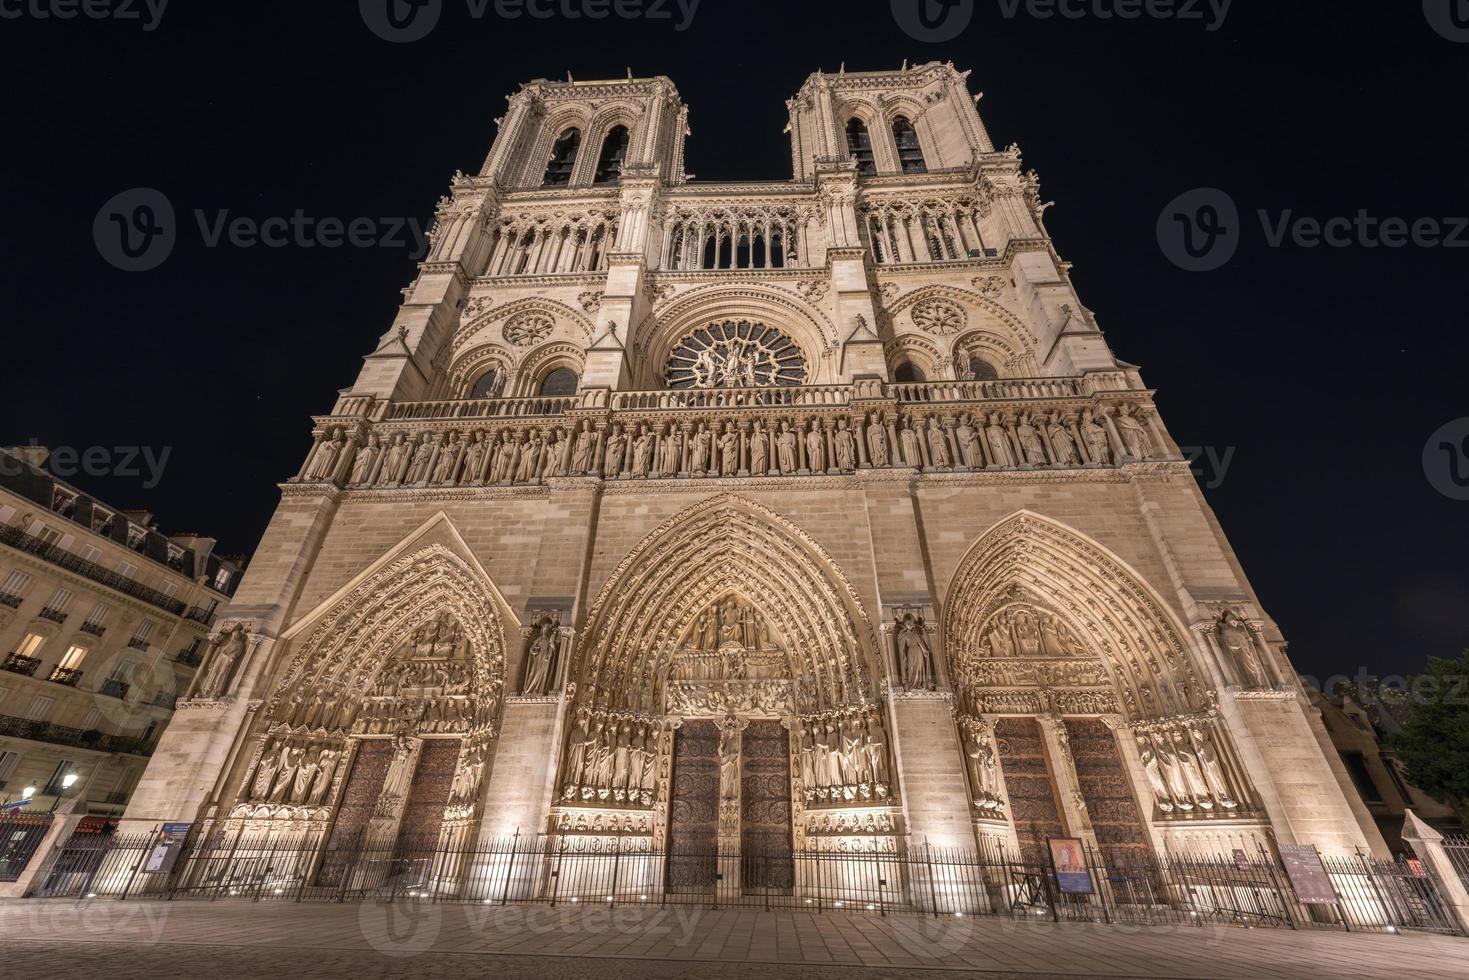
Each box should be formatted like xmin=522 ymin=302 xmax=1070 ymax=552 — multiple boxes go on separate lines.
xmin=911 ymin=298 xmax=966 ymax=336
xmin=503 ymin=313 xmax=554 ymax=347
xmin=665 ymin=320 xmax=807 ymax=389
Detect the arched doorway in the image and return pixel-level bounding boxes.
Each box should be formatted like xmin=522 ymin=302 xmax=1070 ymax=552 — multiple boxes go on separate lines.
xmin=556 ymin=496 xmax=891 ymax=899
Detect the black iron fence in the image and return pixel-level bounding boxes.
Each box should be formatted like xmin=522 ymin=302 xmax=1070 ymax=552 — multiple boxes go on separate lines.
xmin=26 ymin=829 xmax=1462 ymax=936
xmin=0 ymin=813 xmax=54 ymax=882
xmin=1442 ymin=834 xmax=1469 ymax=893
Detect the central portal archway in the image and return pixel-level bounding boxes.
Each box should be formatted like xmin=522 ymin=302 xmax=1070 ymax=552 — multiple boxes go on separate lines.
xmin=553 ymin=496 xmax=893 ymax=899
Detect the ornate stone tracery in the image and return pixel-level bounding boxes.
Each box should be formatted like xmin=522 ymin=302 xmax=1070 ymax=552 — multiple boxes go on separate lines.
xmin=664 ymin=320 xmax=807 ymax=389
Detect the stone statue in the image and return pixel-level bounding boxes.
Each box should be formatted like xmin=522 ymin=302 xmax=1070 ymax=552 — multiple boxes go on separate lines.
xmin=1218 ymin=611 xmax=1268 ymax=688
xmin=251 ymin=743 xmax=284 ymax=801
xmin=269 ymin=746 xmax=303 ymax=803
xmin=1190 ymin=726 xmax=1239 ymax=809
xmin=603 ymin=424 xmax=626 ymax=478
xmin=895 ymin=612 xmax=935 ymax=690
xmin=307 ymin=749 xmax=339 ymax=805
xmin=719 ymin=722 xmax=740 ymax=800
xmin=522 ymin=612 xmax=560 ymax=696
xmin=543 ymin=428 xmax=567 ymax=478
xmin=690 ymin=423 xmax=712 ymax=474
xmin=519 ymin=431 xmax=543 ymax=483
xmin=350 ymin=433 xmax=381 ymax=485
xmin=805 ymin=420 xmax=826 ymax=473
xmin=1115 ymin=405 xmax=1151 ymax=460
xmin=863 ymin=719 xmax=889 ymax=790
xmin=1079 ymin=409 xmax=1111 ymax=464
xmin=571 ymin=423 xmax=594 ymax=474
xmin=461 ymin=431 xmax=488 ymax=484
xmin=659 ymin=426 xmax=683 ymax=476
xmin=306 ymin=429 xmax=346 ymax=482
xmin=867 ymin=413 xmax=890 ymax=466
xmin=632 ymin=425 xmax=654 ymax=477
xmin=433 ymin=432 xmax=462 ymax=483
xmin=1046 ymin=415 xmax=1080 ymax=465
xmin=379 ymin=736 xmax=417 ymax=805
xmin=833 ymin=418 xmax=856 ymax=472
xmin=1016 ymin=413 xmax=1047 ymax=465
xmin=926 ymin=418 xmax=950 ymax=468
xmin=406 ymin=434 xmax=435 ymax=484
xmin=750 ymin=422 xmax=769 ymax=476
xmin=564 ymin=710 xmax=589 ymax=796
xmin=199 ymin=627 xmax=248 ymax=698
xmin=986 ymin=414 xmax=1014 ymax=467
xmin=382 ymin=433 xmax=410 ymax=484
xmin=899 ymin=417 xmax=921 ymax=467
xmin=963 ymin=724 xmax=1001 ymax=809
xmin=776 ymin=421 xmax=798 ymax=473
xmin=612 ymin=721 xmax=632 ymax=793
xmin=955 ymin=415 xmax=981 ymax=468
xmin=1136 ymin=733 xmax=1174 ymax=812
xmin=1171 ymin=728 xmax=1213 ymax=807
xmin=719 ymin=422 xmax=739 ymax=476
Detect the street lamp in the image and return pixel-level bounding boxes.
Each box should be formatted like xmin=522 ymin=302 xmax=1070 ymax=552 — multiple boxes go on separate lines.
xmin=21 ymin=785 xmax=36 ymax=801
xmin=50 ymin=773 xmax=79 ymax=813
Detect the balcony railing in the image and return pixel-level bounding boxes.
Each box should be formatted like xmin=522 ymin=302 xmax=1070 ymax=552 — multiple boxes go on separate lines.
xmin=2 ymin=653 xmax=41 ymax=677
xmin=99 ymin=679 xmax=130 ymax=700
xmin=610 ymin=384 xmax=854 ymax=411
xmin=0 ymin=591 xmax=22 ymax=609
xmin=184 ymin=606 xmax=215 ymax=626
xmin=47 ymin=667 xmax=83 ymax=687
xmin=176 ymin=647 xmax=204 ymax=667
xmin=387 ymin=395 xmax=578 ymax=422
xmin=150 ymin=692 xmax=177 ymax=710
xmin=79 ymin=621 xmax=107 ymax=637
xmin=0 ymin=714 xmax=154 ymax=757
xmin=37 ymin=607 xmax=68 ymax=624
xmin=0 ymin=523 xmax=187 ymax=617
xmin=126 ymin=637 xmax=150 ymax=651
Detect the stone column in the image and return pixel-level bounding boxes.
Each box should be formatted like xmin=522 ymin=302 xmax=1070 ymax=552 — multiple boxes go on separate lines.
xmin=1402 ymin=810 xmax=1469 ymax=934
xmin=1036 ymin=715 xmax=1101 ymax=853
xmin=717 ymin=716 xmax=746 ymax=890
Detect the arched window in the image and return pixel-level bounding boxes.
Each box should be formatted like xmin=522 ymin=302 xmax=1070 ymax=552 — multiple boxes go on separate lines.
xmin=846 ymin=118 xmax=876 ymax=176
xmin=892 ymin=116 xmax=926 ymax=174
xmin=893 ymin=362 xmax=925 ymax=383
xmin=539 ymin=368 xmax=580 ymax=397
xmin=542 ymin=128 xmax=581 ymax=186
xmin=967 ymin=357 xmax=999 ymax=381
xmin=469 ymin=368 xmax=505 ymax=400
xmin=593 ymin=125 xmax=630 ymax=184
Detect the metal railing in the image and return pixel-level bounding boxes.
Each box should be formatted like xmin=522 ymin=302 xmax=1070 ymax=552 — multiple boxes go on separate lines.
xmin=1441 ymin=834 xmax=1469 ymax=892
xmin=0 ymin=714 xmax=153 ymax=756
xmin=28 ymin=831 xmax=1461 ymax=936
xmin=47 ymin=667 xmax=83 ymax=687
xmin=0 ymin=813 xmax=54 ymax=882
xmin=0 ymin=523 xmax=187 ymax=616
xmin=2 ymin=653 xmax=42 ymax=677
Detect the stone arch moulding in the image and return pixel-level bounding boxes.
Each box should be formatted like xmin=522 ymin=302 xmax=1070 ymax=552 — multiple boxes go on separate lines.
xmin=634 ymin=284 xmax=838 ymax=389
xmin=454 ymin=296 xmax=594 ymax=352
xmin=886 ymin=283 xmax=1039 ymax=353
xmin=951 ymin=329 xmax=1034 ymax=378
xmin=942 ymin=510 xmax=1208 ymax=721
xmin=448 ymin=343 xmax=514 ymax=399
xmin=884 ymin=334 xmax=945 ymax=379
xmin=571 ymin=494 xmax=883 ymax=714
xmin=513 ymin=340 xmax=586 ymax=396
xmin=576 ymin=104 xmax=644 ymax=183
xmin=271 ymin=518 xmax=517 ymax=710
xmin=525 ymin=106 xmax=595 ymax=186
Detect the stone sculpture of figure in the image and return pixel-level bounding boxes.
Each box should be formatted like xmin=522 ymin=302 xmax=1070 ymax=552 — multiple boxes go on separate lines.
xmin=797 ymin=724 xmax=816 ymax=792
xmin=690 ymin=423 xmax=712 ymax=474
xmin=251 ymin=743 xmax=284 ymax=801
xmin=811 ymin=722 xmax=831 ymax=793
xmin=899 ymin=417 xmax=921 ymax=467
xmin=199 ymin=627 xmax=248 ymax=698
xmin=1152 ymin=732 xmax=1192 ymax=810
xmin=627 ymin=726 xmax=646 ymax=793
xmin=639 ymin=727 xmax=657 ymax=793
xmin=307 ymin=749 xmax=339 ymax=805
xmin=268 ymin=746 xmax=303 ymax=803
xmin=522 ymin=612 xmax=560 ymax=696
xmin=719 ymin=422 xmax=739 ymax=476
xmin=460 ymin=431 xmax=487 ymax=484
xmin=776 ymin=421 xmax=798 ymax=473
xmin=805 ymin=420 xmax=827 ymax=473
xmin=1136 ymin=733 xmax=1174 ymax=812
xmin=1171 ymin=728 xmax=1213 ymax=808
xmin=350 ymin=433 xmax=381 ymax=485
xmin=1115 ymin=405 xmax=1151 ymax=460
xmin=866 ymin=413 xmax=890 ymax=466
xmin=564 ymin=710 xmax=589 ymax=796
xmin=718 ymin=721 xmax=740 ymax=801
xmin=291 ymin=748 xmax=321 ymax=803
xmin=864 ymin=718 xmax=889 ymax=791
xmin=955 ymin=415 xmax=981 ymax=469
xmin=1218 ymin=611 xmax=1269 ymax=688
xmin=404 ymin=434 xmax=434 ymax=484
xmin=833 ymin=418 xmax=856 ymax=472
xmin=1079 ymin=409 xmax=1111 ymax=464
xmin=895 ymin=612 xmax=935 ymax=690
xmin=379 ymin=736 xmax=416 ymax=805
xmin=1015 ymin=413 xmax=1048 ymax=465
xmin=926 ymin=417 xmax=951 ymax=468
xmin=381 ymin=433 xmax=409 ymax=484
xmin=841 ymin=718 xmax=865 ymax=786
xmin=659 ymin=426 xmax=683 ymax=476
xmin=543 ymin=428 xmax=567 ymax=478
xmin=601 ymin=424 xmax=625 ymax=479
xmin=632 ymin=425 xmax=654 ymax=477
xmin=986 ymin=414 xmax=1015 ymax=468
xmin=1189 ymin=726 xmax=1239 ymax=809
xmin=823 ymin=723 xmax=844 ymax=789
xmin=432 ymin=432 xmax=461 ymax=483
xmin=749 ymin=422 xmax=770 ymax=476
xmin=306 ymin=429 xmax=346 ymax=482
xmin=518 ymin=430 xmax=542 ymax=483
xmin=1046 ymin=415 xmax=1080 ymax=465
xmin=571 ymin=423 xmax=594 ymax=475
xmin=612 ymin=721 xmax=632 ymax=793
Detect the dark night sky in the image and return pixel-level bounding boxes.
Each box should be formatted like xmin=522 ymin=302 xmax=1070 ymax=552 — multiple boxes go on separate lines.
xmin=2 ymin=1 xmax=1465 ymax=683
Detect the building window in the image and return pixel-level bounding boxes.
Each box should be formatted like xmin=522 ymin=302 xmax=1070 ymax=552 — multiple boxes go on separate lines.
xmin=1 ymin=570 xmax=31 ymax=598
xmin=25 ymin=695 xmax=55 ymax=722
xmin=15 ymin=633 xmax=46 ymax=659
xmin=32 ymin=524 xmax=62 ymax=547
xmin=42 ymin=760 xmax=78 ymax=796
xmin=0 ymin=751 xmax=19 ymax=787
xmin=892 ymin=116 xmax=927 ymax=173
xmin=846 ymin=118 xmax=877 ymax=176
xmin=57 ymin=645 xmax=88 ymax=672
xmin=967 ymin=357 xmax=999 ymax=381
xmin=893 ymin=362 xmax=926 ymax=383
xmin=1340 ymin=751 xmax=1384 ymax=804
xmin=80 ymin=708 xmax=102 ymax=731
xmin=538 ymin=368 xmax=580 ymax=397
xmin=542 ymin=128 xmax=581 ymax=185
xmin=78 ymin=544 xmax=102 ymax=564
xmin=593 ymin=125 xmax=629 ymax=184
xmin=213 ymin=568 xmax=233 ymax=592
xmin=117 ymin=562 xmax=137 ymax=580
xmin=470 ymin=368 xmax=505 ymax=401
xmin=129 ymin=621 xmax=155 ymax=650
xmin=161 ymin=582 xmax=178 ymax=599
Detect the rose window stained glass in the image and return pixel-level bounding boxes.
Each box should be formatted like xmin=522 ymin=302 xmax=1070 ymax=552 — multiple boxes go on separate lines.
xmin=665 ymin=320 xmax=807 ymax=389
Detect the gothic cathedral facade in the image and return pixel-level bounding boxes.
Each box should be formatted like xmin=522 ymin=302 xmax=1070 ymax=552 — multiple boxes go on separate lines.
xmin=124 ymin=64 xmax=1384 ymax=894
